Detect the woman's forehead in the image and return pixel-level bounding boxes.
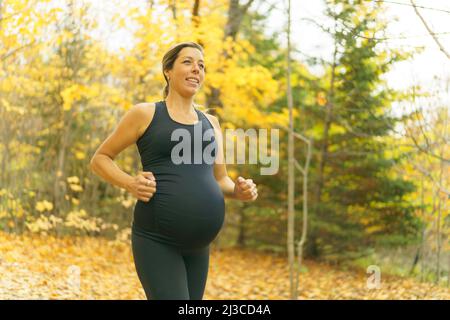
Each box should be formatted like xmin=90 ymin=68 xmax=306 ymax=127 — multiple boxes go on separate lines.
xmin=178 ymin=47 xmax=204 ymax=60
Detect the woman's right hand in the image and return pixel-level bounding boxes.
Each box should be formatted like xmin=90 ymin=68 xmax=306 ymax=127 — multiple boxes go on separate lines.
xmin=127 ymin=171 xmax=157 ymax=202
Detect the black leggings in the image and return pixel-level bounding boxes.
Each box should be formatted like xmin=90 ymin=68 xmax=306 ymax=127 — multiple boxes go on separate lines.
xmin=131 ymin=231 xmax=210 ymax=300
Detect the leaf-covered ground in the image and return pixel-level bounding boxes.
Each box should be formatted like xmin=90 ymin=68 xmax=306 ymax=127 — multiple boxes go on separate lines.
xmin=0 ymin=232 xmax=448 ymax=299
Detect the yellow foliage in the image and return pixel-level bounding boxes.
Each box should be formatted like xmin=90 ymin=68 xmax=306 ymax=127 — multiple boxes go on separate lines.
xmin=61 ymin=85 xmax=81 ymax=111
xmin=25 ymin=214 xmax=62 ymax=233
xmin=1 ymin=98 xmax=26 ymax=114
xmin=35 ymin=200 xmax=54 ymax=212
xmin=316 ymin=92 xmax=327 ymax=106
xmin=67 ymin=176 xmax=80 ymax=184
xmin=74 ymin=151 xmax=85 ymax=160
xmin=69 ymin=184 xmax=83 ymax=192
xmin=329 ymin=123 xmax=347 ymax=135
xmin=65 ymin=209 xmax=101 ymax=232
xmin=0 ymin=232 xmax=448 ymax=299
xmin=366 ymin=225 xmax=384 ymax=234
xmin=228 ymin=169 xmax=238 ymax=180
xmin=121 ymin=199 xmax=134 ymax=209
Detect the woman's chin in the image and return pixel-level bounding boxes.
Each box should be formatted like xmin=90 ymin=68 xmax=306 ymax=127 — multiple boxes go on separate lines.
xmin=182 ymin=87 xmax=199 ymax=96
xmin=180 ymin=90 xmax=197 ymax=98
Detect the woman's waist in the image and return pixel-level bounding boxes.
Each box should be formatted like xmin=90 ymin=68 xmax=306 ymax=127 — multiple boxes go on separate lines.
xmin=142 ymin=163 xmax=214 ymax=175
xmin=134 ymin=196 xmax=225 ymax=223
xmin=144 ymin=173 xmax=222 ymax=194
xmin=136 ymin=189 xmax=224 ymax=210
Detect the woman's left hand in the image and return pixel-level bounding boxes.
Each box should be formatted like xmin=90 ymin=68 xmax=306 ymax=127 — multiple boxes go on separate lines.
xmin=233 ymin=176 xmax=258 ymax=202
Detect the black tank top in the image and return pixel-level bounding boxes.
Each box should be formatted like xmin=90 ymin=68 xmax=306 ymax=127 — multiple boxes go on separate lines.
xmin=132 ymin=100 xmax=225 ymax=250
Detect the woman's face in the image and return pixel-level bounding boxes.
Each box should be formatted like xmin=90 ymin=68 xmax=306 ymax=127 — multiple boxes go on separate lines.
xmin=165 ymin=47 xmax=205 ymax=98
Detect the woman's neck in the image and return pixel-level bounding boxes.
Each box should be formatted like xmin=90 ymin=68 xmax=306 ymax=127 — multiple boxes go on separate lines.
xmin=165 ymin=93 xmax=195 ymax=114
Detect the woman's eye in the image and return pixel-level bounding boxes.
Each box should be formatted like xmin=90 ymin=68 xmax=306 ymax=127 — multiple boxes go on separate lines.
xmin=184 ymin=61 xmax=204 ymax=69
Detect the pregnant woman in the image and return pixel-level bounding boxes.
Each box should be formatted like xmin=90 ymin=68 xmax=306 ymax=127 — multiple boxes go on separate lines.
xmin=90 ymin=41 xmax=258 ymax=300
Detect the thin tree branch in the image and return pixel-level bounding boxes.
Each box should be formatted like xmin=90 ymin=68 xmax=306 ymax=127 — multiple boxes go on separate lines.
xmin=1 ymin=39 xmax=37 ymax=61
xmin=410 ymin=0 xmax=450 ymax=60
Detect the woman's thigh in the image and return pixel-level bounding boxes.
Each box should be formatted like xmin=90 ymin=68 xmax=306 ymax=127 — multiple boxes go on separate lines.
xmin=131 ymin=232 xmax=190 ymax=300
xmin=181 ymin=246 xmax=210 ymax=300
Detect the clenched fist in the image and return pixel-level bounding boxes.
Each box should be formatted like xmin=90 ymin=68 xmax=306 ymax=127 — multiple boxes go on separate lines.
xmin=127 ymin=171 xmax=157 ymax=202
xmin=233 ymin=176 xmax=258 ymax=202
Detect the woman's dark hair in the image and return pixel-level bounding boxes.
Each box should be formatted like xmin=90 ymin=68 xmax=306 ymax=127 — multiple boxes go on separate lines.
xmin=162 ymin=41 xmax=205 ymax=99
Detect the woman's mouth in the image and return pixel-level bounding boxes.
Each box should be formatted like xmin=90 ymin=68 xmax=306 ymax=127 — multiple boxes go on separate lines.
xmin=186 ymin=78 xmax=199 ymax=87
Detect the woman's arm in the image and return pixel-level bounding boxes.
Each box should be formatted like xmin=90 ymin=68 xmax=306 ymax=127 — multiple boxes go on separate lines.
xmin=205 ymin=113 xmax=257 ymax=201
xmin=204 ymin=113 xmax=237 ymax=199
xmin=90 ymin=103 xmax=155 ymax=191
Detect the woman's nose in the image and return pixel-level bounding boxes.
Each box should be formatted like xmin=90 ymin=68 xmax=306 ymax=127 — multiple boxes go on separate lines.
xmin=192 ymin=63 xmax=200 ymax=72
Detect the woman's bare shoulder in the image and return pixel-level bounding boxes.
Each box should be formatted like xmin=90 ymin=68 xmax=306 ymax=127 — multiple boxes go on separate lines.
xmin=133 ymin=102 xmax=157 ymax=138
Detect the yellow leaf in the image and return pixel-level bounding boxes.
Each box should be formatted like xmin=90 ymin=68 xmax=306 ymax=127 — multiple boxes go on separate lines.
xmin=67 ymin=176 xmax=80 ymax=184
xmin=35 ymin=201 xmax=45 ymax=212
xmin=317 ymin=92 xmax=327 ymax=106
xmin=75 ymin=151 xmax=85 ymax=160
xmin=35 ymin=200 xmax=53 ymax=212
xmin=69 ymin=184 xmax=83 ymax=192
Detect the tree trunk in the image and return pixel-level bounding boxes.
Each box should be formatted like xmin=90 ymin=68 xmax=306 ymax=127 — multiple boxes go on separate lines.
xmin=435 ymin=148 xmax=444 ymax=284
xmin=205 ymin=0 xmax=254 ymax=116
xmin=169 ymin=0 xmax=177 ymax=19
xmin=285 ymin=0 xmax=298 ymax=300
xmin=309 ymin=21 xmax=338 ymax=258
